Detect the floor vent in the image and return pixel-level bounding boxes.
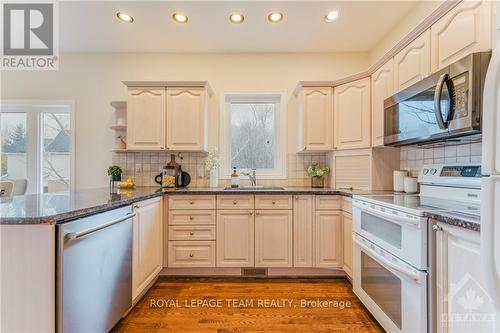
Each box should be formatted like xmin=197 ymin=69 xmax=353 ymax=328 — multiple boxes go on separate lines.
xmin=241 ymin=268 xmax=267 ymax=277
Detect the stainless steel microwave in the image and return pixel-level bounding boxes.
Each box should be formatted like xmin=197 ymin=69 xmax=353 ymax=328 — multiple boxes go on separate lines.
xmin=384 ymin=52 xmax=491 ymax=146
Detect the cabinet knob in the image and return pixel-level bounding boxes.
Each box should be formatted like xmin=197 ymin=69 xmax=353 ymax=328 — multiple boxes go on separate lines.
xmin=272 ymin=201 xmax=276 ymax=205
xmin=189 ymin=253 xmax=194 ymax=258
xmin=248 ymin=212 xmax=253 ymax=216
xmin=189 ymin=232 xmax=195 ymax=236
xmin=189 ymin=216 xmax=194 ymax=220
xmin=160 ymin=147 xmax=165 ymax=150
xmin=189 ymin=201 xmax=194 ymax=205
xmin=432 ymin=225 xmax=442 ymax=232
xmin=233 ymin=200 xmax=238 ymax=205
xmin=166 ymin=147 xmax=170 ymax=150
xmin=255 ymin=212 xmax=260 ymax=216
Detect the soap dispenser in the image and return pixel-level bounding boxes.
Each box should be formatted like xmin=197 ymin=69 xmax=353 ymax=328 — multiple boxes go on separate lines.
xmin=231 ymin=167 xmax=240 ymax=188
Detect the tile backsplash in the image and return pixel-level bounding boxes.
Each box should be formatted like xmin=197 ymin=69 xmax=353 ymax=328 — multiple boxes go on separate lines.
xmin=112 ymin=152 xmax=328 ymax=187
xmin=399 ymin=141 xmax=482 ymax=176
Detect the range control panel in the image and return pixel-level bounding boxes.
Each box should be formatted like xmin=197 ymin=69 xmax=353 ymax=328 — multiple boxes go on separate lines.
xmin=418 ymin=163 xmax=482 ymax=189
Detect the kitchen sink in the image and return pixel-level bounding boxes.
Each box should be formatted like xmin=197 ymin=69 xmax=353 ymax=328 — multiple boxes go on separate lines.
xmin=223 ymin=186 xmax=285 ymax=191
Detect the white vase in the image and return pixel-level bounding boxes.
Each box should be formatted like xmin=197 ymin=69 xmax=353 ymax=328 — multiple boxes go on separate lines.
xmin=209 ymin=169 xmax=218 ymax=188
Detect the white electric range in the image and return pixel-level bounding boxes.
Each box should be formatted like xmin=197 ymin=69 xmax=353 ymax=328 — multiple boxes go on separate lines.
xmin=351 ymin=163 xmax=481 ymax=333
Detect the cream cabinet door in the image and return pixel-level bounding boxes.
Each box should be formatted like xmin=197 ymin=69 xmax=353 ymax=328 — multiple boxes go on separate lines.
xmin=436 ymin=223 xmax=498 ymax=332
xmin=334 ymin=78 xmax=371 ymax=150
xmin=342 ymin=211 xmax=353 ymax=278
xmin=293 ymin=195 xmax=314 ymax=267
xmin=132 ymin=197 xmax=163 ymax=300
xmin=216 ymin=210 xmax=254 ymax=267
xmin=314 ymin=211 xmax=343 ymax=268
xmin=371 ymin=59 xmax=394 ymax=147
xmin=255 ymin=210 xmax=292 ymax=267
xmin=431 ymin=0 xmax=491 ymax=72
xmin=298 ymin=87 xmax=333 ymax=151
xmin=127 ymin=88 xmax=166 ymax=150
xmin=394 ymin=30 xmax=431 ymax=92
xmin=166 ymin=87 xmax=207 ymax=151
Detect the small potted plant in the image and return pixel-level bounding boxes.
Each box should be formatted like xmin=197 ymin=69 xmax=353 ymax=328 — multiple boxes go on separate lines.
xmin=307 ymin=163 xmax=330 ymax=188
xmin=204 ymin=149 xmax=220 ymax=188
xmin=107 ymin=165 xmax=123 ymax=192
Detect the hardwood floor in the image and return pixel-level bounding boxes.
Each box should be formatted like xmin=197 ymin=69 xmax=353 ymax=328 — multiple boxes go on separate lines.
xmin=112 ymin=277 xmax=384 ymax=333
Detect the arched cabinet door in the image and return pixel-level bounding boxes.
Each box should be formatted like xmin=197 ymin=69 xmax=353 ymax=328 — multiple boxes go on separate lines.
xmin=371 ymin=59 xmax=394 ymax=147
xmin=394 ymin=30 xmax=431 ymax=92
xmin=334 ymin=78 xmax=371 ymax=150
xmin=431 ymin=0 xmax=491 ymax=71
xmin=166 ymin=87 xmax=207 ymax=151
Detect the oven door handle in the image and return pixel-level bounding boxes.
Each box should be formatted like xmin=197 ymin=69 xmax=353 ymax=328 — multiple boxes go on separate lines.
xmin=353 ymin=202 xmax=420 ymax=227
xmin=353 ymin=235 xmax=422 ymax=283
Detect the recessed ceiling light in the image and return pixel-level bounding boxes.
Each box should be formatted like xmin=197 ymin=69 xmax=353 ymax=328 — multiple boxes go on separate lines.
xmin=267 ymin=12 xmax=283 ymax=23
xmin=325 ymin=11 xmax=339 ymax=22
xmin=229 ymin=13 xmax=245 ymax=24
xmin=116 ymin=11 xmax=134 ymax=23
xmin=172 ymin=12 xmax=188 ymax=23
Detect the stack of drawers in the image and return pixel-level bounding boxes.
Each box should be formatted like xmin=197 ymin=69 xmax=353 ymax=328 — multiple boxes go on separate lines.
xmin=167 ymin=195 xmax=216 ymax=267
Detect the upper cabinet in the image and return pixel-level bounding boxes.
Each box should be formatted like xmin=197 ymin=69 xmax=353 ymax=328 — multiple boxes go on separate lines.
xmin=371 ymin=59 xmax=394 ymax=147
xmin=394 ymin=30 xmax=431 ymax=92
xmin=127 ymin=87 xmax=166 ymax=150
xmin=123 ymin=81 xmax=211 ymax=152
xmin=431 ymin=0 xmax=491 ymax=71
xmin=166 ymin=87 xmax=208 ymax=151
xmin=333 ymin=78 xmax=371 ymax=150
xmin=296 ymin=86 xmax=334 ymax=152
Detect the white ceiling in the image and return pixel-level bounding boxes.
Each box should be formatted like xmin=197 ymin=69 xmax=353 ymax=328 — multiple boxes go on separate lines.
xmin=60 ymin=1 xmax=420 ymax=53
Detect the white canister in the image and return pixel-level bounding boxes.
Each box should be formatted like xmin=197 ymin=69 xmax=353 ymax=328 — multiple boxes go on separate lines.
xmin=393 ymin=170 xmax=409 ymax=192
xmin=404 ymin=176 xmax=418 ymax=194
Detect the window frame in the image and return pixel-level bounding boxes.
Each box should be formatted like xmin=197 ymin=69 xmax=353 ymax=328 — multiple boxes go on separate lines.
xmin=219 ymin=92 xmax=287 ymax=179
xmin=1 ymin=100 xmax=75 ymax=193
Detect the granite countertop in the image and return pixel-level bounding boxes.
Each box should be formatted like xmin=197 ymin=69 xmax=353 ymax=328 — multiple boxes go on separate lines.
xmin=0 ymin=186 xmax=480 ymax=231
xmin=0 ymin=186 xmax=363 ymax=225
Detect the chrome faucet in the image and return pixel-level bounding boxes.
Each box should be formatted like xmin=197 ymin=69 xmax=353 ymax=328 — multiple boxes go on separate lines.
xmin=242 ymin=169 xmax=257 ymax=186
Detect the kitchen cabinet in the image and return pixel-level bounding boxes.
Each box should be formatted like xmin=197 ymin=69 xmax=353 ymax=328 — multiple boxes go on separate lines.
xmin=296 ymin=86 xmax=334 ymax=152
xmin=371 ymin=59 xmax=394 ymax=147
xmin=255 ymin=210 xmax=293 ymax=267
xmin=217 ymin=210 xmax=254 ymax=267
xmin=132 ymin=197 xmax=163 ymax=300
xmin=394 ymin=30 xmax=431 ymax=92
xmin=330 ymin=148 xmax=399 ymax=191
xmin=314 ymin=210 xmax=343 ymax=268
xmin=126 ymin=87 xmax=166 ymax=150
xmin=168 ymin=241 xmax=215 ymax=267
xmin=293 ymin=195 xmax=314 ymax=267
xmin=435 ymin=222 xmax=498 ymax=332
xmin=431 ymin=0 xmax=491 ymax=71
xmin=342 ymin=211 xmax=353 ymax=278
xmin=166 ymin=87 xmax=208 ymax=151
xmin=334 ymin=78 xmax=371 ymax=150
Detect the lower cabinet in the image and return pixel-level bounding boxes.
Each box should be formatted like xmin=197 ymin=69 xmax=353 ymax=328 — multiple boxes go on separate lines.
xmin=342 ymin=211 xmax=353 ymax=278
xmin=255 ymin=210 xmax=293 ymax=267
xmin=132 ymin=197 xmax=163 ymax=300
xmin=217 ymin=210 xmax=255 ymax=267
xmin=435 ymin=222 xmax=498 ymax=332
xmin=168 ymin=241 xmax=215 ymax=267
xmin=293 ymin=195 xmax=314 ymax=267
xmin=314 ymin=210 xmax=343 ymax=268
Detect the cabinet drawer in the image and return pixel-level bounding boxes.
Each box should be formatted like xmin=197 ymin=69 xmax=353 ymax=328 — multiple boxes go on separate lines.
xmin=167 ymin=241 xmax=215 ymax=267
xmin=168 ymin=225 xmax=216 ymax=241
xmin=342 ymin=196 xmax=352 ymax=214
xmin=168 ymin=195 xmax=216 ymax=210
xmin=168 ymin=210 xmax=216 ymax=225
xmin=217 ymin=195 xmax=254 ymax=209
xmin=255 ymin=195 xmax=292 ymax=210
xmin=315 ymin=195 xmax=341 ymax=210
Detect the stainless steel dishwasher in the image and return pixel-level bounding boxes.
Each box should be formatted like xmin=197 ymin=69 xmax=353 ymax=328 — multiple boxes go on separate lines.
xmin=56 ymin=205 xmax=135 ymax=333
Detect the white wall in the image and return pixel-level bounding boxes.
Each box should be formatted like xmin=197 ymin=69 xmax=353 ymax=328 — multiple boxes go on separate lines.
xmin=1 ymin=52 xmax=369 ymax=190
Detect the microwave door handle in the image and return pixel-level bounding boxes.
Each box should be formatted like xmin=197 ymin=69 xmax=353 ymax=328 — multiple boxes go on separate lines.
xmin=434 ymin=73 xmax=449 ymax=130
xmin=353 ymin=236 xmax=422 ymax=283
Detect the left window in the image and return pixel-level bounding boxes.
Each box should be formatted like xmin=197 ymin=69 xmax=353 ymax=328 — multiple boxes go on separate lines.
xmin=1 ymin=101 xmax=74 ymax=194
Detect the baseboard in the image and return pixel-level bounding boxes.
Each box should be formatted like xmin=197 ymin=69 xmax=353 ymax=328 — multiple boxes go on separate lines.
xmin=160 ymin=267 xmax=347 ymax=277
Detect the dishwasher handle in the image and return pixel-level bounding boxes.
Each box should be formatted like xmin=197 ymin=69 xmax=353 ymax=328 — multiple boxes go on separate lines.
xmin=65 ymin=212 xmax=136 ymax=241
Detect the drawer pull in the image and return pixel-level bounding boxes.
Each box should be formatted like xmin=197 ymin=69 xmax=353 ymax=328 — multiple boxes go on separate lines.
xmin=189 ymin=232 xmax=195 ymax=236
xmin=255 ymin=212 xmax=260 ymax=216
xmin=233 ymin=200 xmax=238 ymax=205
xmin=272 ymin=201 xmax=276 ymax=204
xmin=189 ymin=216 xmax=194 ymax=220
xmin=248 ymin=212 xmax=253 ymax=216
xmin=189 ymin=253 xmax=194 ymax=258
xmin=189 ymin=201 xmax=194 ymax=205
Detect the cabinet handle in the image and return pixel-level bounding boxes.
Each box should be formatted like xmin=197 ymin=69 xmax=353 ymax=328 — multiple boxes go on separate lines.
xmin=133 ymin=204 xmax=139 ymax=209
xmin=166 ymin=147 xmax=170 ymax=150
xmin=189 ymin=232 xmax=195 ymax=236
xmin=272 ymin=201 xmax=276 ymax=205
xmin=189 ymin=201 xmax=194 ymax=205
xmin=248 ymin=212 xmax=253 ymax=216
xmin=189 ymin=216 xmax=194 ymax=220
xmin=432 ymin=225 xmax=442 ymax=232
xmin=160 ymin=147 xmax=165 ymax=150
xmin=189 ymin=253 xmax=194 ymax=258
xmin=233 ymin=200 xmax=238 ymax=205
xmin=255 ymin=212 xmax=261 ymax=216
